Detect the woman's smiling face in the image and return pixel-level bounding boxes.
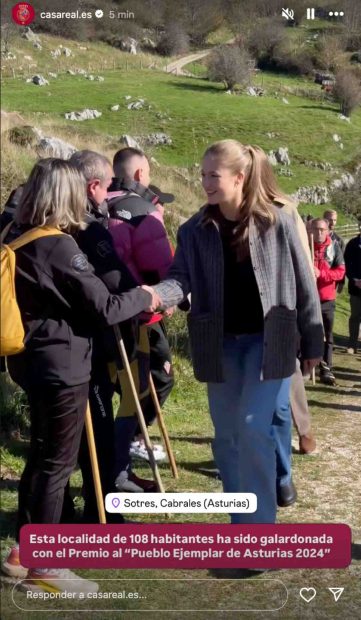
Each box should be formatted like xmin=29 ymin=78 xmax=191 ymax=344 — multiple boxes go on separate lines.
xmin=201 ymin=154 xmax=243 ymax=205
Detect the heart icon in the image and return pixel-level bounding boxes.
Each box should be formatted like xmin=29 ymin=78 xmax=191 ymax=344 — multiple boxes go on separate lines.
xmin=299 ymin=587 xmax=316 ymax=603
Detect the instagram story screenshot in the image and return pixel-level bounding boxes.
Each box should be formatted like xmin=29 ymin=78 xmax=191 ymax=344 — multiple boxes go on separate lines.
xmin=0 ymin=0 xmax=360 ymax=617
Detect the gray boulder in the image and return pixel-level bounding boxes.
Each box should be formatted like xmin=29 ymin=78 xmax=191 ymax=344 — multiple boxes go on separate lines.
xmin=65 ymin=109 xmax=102 ymax=121
xmin=21 ymin=27 xmax=40 ymax=44
xmin=292 ymin=186 xmax=329 ymax=205
xmin=275 ymin=147 xmax=291 ymax=165
xmin=120 ymin=135 xmax=142 ymax=149
xmin=36 ymin=137 xmax=77 ymax=159
xmin=330 ymin=173 xmax=355 ymax=191
xmin=63 ymin=47 xmax=72 ymax=57
xmin=127 ymin=100 xmax=144 ymax=110
xmin=111 ymin=104 xmax=120 ymax=111
xmin=269 ymin=147 xmax=291 ymax=166
xmin=268 ymin=152 xmax=278 ymax=166
xmin=145 ymin=133 xmax=172 ymax=146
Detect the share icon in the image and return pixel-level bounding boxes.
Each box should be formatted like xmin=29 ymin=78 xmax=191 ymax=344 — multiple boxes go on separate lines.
xmin=328 ymin=588 xmax=344 ymax=602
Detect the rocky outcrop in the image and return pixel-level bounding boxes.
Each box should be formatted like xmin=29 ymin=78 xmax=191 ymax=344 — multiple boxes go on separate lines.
xmin=65 ymin=109 xmax=102 ymax=121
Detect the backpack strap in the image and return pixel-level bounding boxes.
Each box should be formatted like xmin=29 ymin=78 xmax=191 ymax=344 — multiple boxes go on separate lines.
xmin=3 ymin=226 xmax=64 ymax=251
xmin=0 ymin=222 xmax=13 ymax=244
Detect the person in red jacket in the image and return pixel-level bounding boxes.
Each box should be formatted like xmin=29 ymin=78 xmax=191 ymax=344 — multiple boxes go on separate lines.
xmin=311 ymin=218 xmax=345 ymax=385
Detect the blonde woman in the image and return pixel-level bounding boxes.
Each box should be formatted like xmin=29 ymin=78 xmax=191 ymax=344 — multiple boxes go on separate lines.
xmin=2 ymin=159 xmax=158 ymax=593
xmin=152 ymin=140 xmax=323 ymax=525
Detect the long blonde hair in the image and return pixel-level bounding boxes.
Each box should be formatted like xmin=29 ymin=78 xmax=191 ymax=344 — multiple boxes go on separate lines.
xmin=15 ymin=158 xmax=88 ymax=232
xmin=203 ymin=140 xmax=293 ymax=256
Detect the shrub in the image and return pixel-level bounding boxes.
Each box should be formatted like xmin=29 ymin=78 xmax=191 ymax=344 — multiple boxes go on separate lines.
xmin=333 ymin=68 xmax=361 ymax=116
xmin=207 ymin=45 xmax=254 ymax=90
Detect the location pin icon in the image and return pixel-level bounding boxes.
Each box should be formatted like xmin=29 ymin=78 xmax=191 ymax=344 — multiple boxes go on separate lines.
xmin=112 ymin=497 xmax=120 ymax=508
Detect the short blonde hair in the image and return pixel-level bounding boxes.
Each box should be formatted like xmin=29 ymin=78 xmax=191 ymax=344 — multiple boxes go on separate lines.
xmin=15 ymin=158 xmax=87 ymax=232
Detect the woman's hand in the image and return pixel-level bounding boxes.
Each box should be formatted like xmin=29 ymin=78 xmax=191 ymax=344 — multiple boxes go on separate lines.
xmin=302 ymin=358 xmax=322 ymax=376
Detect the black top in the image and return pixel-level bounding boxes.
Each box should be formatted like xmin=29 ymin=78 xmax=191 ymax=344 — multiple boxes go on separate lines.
xmin=5 ymin=231 xmax=151 ymax=389
xmin=345 ymin=234 xmax=361 ymax=297
xmin=217 ymin=208 xmax=264 ymax=335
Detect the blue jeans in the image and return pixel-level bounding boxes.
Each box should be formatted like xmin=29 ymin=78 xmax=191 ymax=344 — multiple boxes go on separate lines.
xmin=207 ymin=334 xmax=291 ymax=524
xmin=272 ymin=376 xmax=292 ymax=488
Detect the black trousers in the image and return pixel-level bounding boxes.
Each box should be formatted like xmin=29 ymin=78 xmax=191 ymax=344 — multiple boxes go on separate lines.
xmin=321 ymin=300 xmax=335 ymax=368
xmin=134 ymin=320 xmax=174 ymax=434
xmin=349 ymin=294 xmax=361 ymax=350
xmin=17 ymin=383 xmax=88 ymax=541
xmin=77 ymin=355 xmax=115 ymax=521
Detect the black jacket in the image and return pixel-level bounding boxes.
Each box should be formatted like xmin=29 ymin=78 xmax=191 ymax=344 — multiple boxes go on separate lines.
xmin=344 ymin=234 xmax=361 ymax=297
xmin=5 ymin=231 xmax=151 ymax=389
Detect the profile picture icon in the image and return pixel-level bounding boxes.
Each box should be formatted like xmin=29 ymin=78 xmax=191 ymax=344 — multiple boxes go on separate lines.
xmin=12 ymin=2 xmax=35 ymax=26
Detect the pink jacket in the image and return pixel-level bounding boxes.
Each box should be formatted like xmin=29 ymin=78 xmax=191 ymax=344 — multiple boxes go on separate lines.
xmin=107 ymin=190 xmax=173 ymax=324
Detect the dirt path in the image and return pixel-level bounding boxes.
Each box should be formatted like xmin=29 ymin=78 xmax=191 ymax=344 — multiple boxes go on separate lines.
xmin=164 ymin=50 xmax=210 ymax=76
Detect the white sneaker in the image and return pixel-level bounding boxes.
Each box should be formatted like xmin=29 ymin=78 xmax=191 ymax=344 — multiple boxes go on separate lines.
xmin=22 ymin=567 xmax=98 ymax=597
xmin=130 ymin=441 xmax=166 ymax=462
xmin=115 ymin=470 xmax=144 ymax=492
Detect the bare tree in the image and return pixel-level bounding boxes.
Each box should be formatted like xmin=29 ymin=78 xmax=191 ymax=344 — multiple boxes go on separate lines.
xmin=247 ymin=18 xmax=286 ymax=62
xmin=157 ymin=21 xmax=190 ymax=56
xmin=177 ymin=0 xmax=223 ymax=46
xmin=333 ymin=68 xmax=361 ymax=116
xmin=207 ymin=44 xmax=254 ymax=90
xmin=316 ymin=33 xmax=345 ymax=72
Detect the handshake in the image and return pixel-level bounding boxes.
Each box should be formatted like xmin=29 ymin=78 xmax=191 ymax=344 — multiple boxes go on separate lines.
xmin=140 ymin=284 xmax=164 ymax=314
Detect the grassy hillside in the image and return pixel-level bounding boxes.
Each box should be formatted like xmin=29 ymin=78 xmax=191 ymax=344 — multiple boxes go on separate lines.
xmin=1 ymin=28 xmax=361 ymax=222
xmin=1 ymin=31 xmax=166 ymax=78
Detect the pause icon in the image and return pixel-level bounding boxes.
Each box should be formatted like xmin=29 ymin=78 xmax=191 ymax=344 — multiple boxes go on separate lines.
xmin=307 ymin=7 xmax=315 ymax=19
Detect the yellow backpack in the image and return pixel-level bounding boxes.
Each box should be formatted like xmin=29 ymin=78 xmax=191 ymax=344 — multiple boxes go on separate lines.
xmin=0 ymin=223 xmax=64 ymax=356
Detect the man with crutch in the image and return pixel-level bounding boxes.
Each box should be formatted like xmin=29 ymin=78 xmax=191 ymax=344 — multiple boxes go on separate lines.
xmin=70 ymin=150 xmax=161 ymax=521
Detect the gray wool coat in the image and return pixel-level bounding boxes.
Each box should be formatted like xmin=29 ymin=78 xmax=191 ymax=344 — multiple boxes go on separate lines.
xmin=154 ymin=206 xmax=324 ymax=382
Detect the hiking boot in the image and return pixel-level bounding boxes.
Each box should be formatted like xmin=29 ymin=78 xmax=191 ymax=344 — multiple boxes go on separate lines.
xmin=23 ymin=568 xmax=98 ymax=597
xmin=1 ymin=546 xmax=27 ymax=579
xmin=115 ymin=470 xmax=157 ymax=493
xmin=299 ymin=433 xmax=316 ymax=455
xmin=319 ymin=362 xmax=336 ymax=386
xmin=277 ymin=479 xmax=297 ymax=508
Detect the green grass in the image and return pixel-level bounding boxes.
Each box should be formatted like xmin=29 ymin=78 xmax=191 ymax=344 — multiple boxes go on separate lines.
xmin=2 ymin=69 xmax=361 ymax=194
